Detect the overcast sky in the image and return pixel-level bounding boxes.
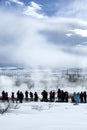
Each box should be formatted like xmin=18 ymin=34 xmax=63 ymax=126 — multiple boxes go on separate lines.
xmin=0 ymin=0 xmax=87 ymax=68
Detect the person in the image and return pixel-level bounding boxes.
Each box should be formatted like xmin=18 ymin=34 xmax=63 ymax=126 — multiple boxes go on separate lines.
xmin=25 ymin=91 xmax=28 ymax=101
xmin=83 ymin=91 xmax=86 ymax=103
xmin=73 ymin=92 xmax=80 ymax=104
xmin=49 ymin=91 xmax=53 ymax=102
xmin=52 ymin=91 xmax=55 ymax=102
xmin=2 ymin=90 xmax=5 ymax=101
xmin=5 ymin=92 xmax=9 ymax=102
xmin=34 ymin=92 xmax=38 ymax=101
xmin=30 ymin=92 xmax=33 ymax=101
xmin=19 ymin=91 xmax=24 ymax=103
xmin=57 ymin=89 xmax=61 ymax=102
xmin=16 ymin=90 xmax=20 ymax=103
xmin=41 ymin=90 xmax=48 ymax=102
xmin=80 ymin=92 xmax=83 ymax=103
xmin=65 ymin=91 xmax=68 ymax=102
xmin=11 ymin=92 xmax=15 ymax=103
xmin=61 ymin=90 xmax=65 ymax=102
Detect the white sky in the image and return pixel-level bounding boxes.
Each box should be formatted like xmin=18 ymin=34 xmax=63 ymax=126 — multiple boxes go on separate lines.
xmin=0 ymin=1 xmax=87 ymax=68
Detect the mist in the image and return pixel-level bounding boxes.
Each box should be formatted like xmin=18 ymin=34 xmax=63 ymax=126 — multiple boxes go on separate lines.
xmin=0 ymin=9 xmax=87 ymax=68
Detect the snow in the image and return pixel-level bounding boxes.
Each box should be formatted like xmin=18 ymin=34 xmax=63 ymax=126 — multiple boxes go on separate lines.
xmin=0 ymin=101 xmax=87 ymax=130
xmin=0 ymin=68 xmax=87 ymax=130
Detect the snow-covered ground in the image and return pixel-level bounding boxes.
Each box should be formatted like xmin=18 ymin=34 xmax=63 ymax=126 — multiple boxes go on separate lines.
xmin=0 ymin=101 xmax=87 ymax=130
xmin=0 ymin=68 xmax=87 ymax=130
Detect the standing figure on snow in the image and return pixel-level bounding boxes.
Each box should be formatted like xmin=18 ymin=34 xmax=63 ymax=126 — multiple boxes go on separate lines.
xmin=61 ymin=90 xmax=65 ymax=102
xmin=19 ymin=91 xmax=24 ymax=103
xmin=30 ymin=92 xmax=33 ymax=101
xmin=41 ymin=90 xmax=48 ymax=102
xmin=16 ymin=90 xmax=20 ymax=103
xmin=25 ymin=91 xmax=29 ymax=101
xmin=83 ymin=91 xmax=86 ymax=103
xmin=65 ymin=91 xmax=68 ymax=102
xmin=52 ymin=91 xmax=55 ymax=102
xmin=5 ymin=92 xmax=9 ymax=102
xmin=80 ymin=92 xmax=83 ymax=103
xmin=34 ymin=92 xmax=38 ymax=102
xmin=2 ymin=90 xmax=5 ymax=101
xmin=11 ymin=92 xmax=15 ymax=103
xmin=49 ymin=91 xmax=53 ymax=102
xmin=73 ymin=92 xmax=80 ymax=104
xmin=57 ymin=89 xmax=61 ymax=102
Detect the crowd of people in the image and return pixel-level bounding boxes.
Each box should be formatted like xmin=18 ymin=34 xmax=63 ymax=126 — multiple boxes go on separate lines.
xmin=72 ymin=91 xmax=86 ymax=104
xmin=0 ymin=89 xmax=87 ymax=104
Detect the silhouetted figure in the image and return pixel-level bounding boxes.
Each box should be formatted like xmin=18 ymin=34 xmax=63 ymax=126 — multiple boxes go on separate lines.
xmin=41 ymin=90 xmax=48 ymax=102
xmin=30 ymin=92 xmax=33 ymax=101
xmin=11 ymin=92 xmax=15 ymax=103
xmin=65 ymin=91 xmax=68 ymax=102
xmin=5 ymin=92 xmax=9 ymax=102
xmin=49 ymin=91 xmax=53 ymax=102
xmin=49 ymin=91 xmax=55 ymax=102
xmin=25 ymin=91 xmax=29 ymax=101
xmin=80 ymin=92 xmax=83 ymax=103
xmin=61 ymin=90 xmax=65 ymax=102
xmin=34 ymin=92 xmax=38 ymax=101
xmin=57 ymin=89 xmax=61 ymax=102
xmin=16 ymin=90 xmax=20 ymax=103
xmin=19 ymin=91 xmax=24 ymax=103
xmin=2 ymin=90 xmax=5 ymax=101
xmin=83 ymin=91 xmax=86 ymax=103
xmin=52 ymin=91 xmax=55 ymax=102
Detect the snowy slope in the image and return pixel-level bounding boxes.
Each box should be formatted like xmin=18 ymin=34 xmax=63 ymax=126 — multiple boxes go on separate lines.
xmin=0 ymin=102 xmax=87 ymax=130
